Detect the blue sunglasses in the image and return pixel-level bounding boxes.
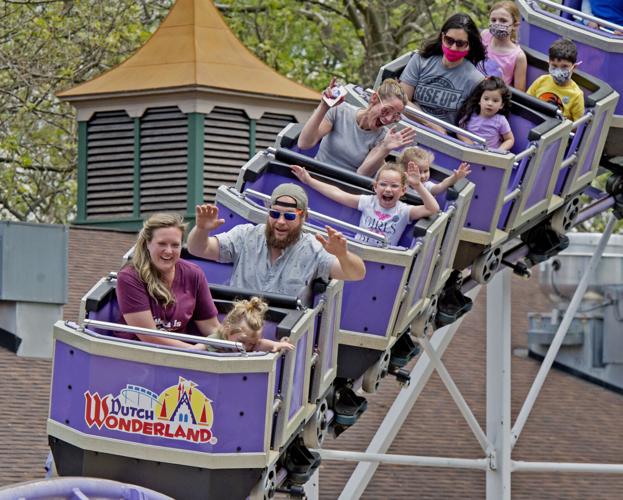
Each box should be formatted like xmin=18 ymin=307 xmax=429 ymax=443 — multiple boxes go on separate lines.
xmin=269 ymin=209 xmax=301 ymax=221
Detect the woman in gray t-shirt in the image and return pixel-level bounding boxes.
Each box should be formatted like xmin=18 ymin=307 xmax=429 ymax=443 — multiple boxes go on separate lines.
xmin=297 ymin=78 xmax=416 ymax=177
xmin=400 ymin=13 xmax=486 ymax=132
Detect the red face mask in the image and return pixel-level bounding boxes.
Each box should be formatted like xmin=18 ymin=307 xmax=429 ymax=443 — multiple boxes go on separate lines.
xmin=442 ymin=44 xmax=469 ymax=62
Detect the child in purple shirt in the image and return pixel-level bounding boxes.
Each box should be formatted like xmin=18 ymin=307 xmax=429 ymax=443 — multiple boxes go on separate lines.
xmin=116 ymin=213 xmax=219 ymax=349
xmin=456 ymin=76 xmax=515 ymax=152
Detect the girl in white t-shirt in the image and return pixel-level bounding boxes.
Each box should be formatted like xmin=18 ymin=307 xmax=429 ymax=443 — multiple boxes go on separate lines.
xmin=291 ymin=162 xmax=439 ymax=247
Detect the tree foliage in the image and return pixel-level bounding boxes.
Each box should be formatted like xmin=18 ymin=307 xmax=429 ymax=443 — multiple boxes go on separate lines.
xmin=0 ymin=0 xmax=492 ymax=223
xmin=218 ymin=0 xmax=490 ymax=89
xmin=0 ymin=0 xmax=173 ymax=223
xmin=1 ymin=0 xmax=615 ymax=234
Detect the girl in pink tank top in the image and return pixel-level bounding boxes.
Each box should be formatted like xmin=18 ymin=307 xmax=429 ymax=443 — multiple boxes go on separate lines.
xmin=480 ymin=1 xmax=527 ymax=91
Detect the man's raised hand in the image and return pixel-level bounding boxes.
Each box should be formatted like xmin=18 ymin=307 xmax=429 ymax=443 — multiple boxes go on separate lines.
xmin=316 ymin=226 xmax=348 ymax=258
xmin=195 ymin=204 xmax=225 ymax=232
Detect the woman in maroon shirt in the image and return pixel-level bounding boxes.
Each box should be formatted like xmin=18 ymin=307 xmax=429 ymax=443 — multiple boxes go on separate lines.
xmin=116 ymin=213 xmax=219 ymax=349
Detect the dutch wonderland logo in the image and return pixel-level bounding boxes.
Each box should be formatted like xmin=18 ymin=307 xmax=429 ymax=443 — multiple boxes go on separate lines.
xmin=84 ymin=377 xmax=217 ymax=444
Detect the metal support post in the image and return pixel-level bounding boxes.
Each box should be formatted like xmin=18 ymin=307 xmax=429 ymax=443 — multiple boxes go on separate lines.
xmin=486 ymin=269 xmax=512 ymax=500
xmin=338 ymin=287 xmax=480 ymax=500
xmin=511 ymin=213 xmax=617 ymax=449
xmin=418 ymin=336 xmax=492 ymax=454
xmin=512 ymin=461 xmax=623 ymax=473
xmin=316 ymin=449 xmax=489 ymax=470
xmin=298 ymin=468 xmax=319 ymax=500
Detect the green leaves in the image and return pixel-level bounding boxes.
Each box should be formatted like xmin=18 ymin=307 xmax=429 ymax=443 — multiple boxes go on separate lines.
xmin=0 ymin=0 xmax=174 ymax=223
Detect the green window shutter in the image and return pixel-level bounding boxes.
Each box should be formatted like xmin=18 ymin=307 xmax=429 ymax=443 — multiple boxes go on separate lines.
xmin=139 ymin=106 xmax=188 ymax=215
xmin=86 ymin=111 xmax=134 ymax=219
xmin=203 ymin=107 xmax=250 ymax=203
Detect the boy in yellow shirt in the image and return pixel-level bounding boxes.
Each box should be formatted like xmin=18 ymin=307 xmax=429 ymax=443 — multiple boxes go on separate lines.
xmin=527 ymin=38 xmax=584 ymax=122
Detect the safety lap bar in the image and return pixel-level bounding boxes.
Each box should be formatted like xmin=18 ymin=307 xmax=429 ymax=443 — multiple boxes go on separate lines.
xmin=271 ymin=147 xmax=423 ymax=206
xmin=209 ymin=283 xmax=303 ymax=310
xmin=402 ymin=105 xmax=488 ymax=148
xmin=242 ymin=188 xmax=390 ymax=247
xmin=82 ymin=319 xmax=246 ymax=353
xmin=530 ymin=0 xmax=623 ymax=32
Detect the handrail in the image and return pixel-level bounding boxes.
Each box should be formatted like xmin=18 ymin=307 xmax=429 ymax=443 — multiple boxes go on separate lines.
xmin=572 ymin=111 xmax=594 ymax=128
xmin=242 ymin=188 xmax=390 ymax=247
xmin=83 ymin=318 xmax=247 ymax=353
xmin=402 ymin=105 xmax=489 ymax=148
xmin=513 ymin=145 xmax=538 ymax=164
xmin=362 ymin=86 xmax=488 ymax=147
xmin=529 ymin=0 xmax=623 ymax=32
xmin=560 ymin=153 xmax=577 ymax=169
xmin=503 ymin=188 xmax=522 ymax=204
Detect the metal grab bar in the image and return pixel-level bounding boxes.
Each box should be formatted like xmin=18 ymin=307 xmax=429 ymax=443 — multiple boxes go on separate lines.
xmin=402 ymin=105 xmax=489 ymax=147
xmin=503 ymin=188 xmax=522 ymax=204
xmin=560 ymin=153 xmax=577 ymax=169
xmin=242 ymin=188 xmax=390 ymax=247
xmin=83 ymin=318 xmax=246 ymax=353
xmin=513 ymin=145 xmax=537 ymax=165
xmin=530 ymin=0 xmax=623 ymax=32
xmin=362 ymin=86 xmax=488 ymax=147
xmin=572 ymin=111 xmax=594 ymax=128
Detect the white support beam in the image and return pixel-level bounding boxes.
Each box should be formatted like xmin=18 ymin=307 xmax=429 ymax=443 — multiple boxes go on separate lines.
xmin=511 ymin=213 xmax=618 ymax=449
xmin=512 ymin=460 xmax=623 ymax=473
xmin=338 ymin=286 xmax=481 ymax=500
xmin=418 ymin=336 xmax=492 ymax=455
xmin=299 ymin=468 xmax=319 ymax=499
xmin=316 ymin=449 xmax=489 ymax=470
xmin=486 ymin=270 xmax=512 ymax=500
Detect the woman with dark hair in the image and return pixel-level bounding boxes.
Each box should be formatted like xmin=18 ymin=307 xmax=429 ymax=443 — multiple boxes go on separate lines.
xmin=400 ymin=13 xmax=486 ymax=132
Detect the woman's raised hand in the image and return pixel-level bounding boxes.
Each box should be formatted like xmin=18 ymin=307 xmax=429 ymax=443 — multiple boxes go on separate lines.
xmin=382 ymin=126 xmax=417 ymax=152
xmin=195 ymin=204 xmax=225 ymax=232
xmin=322 ymin=77 xmax=346 ymax=107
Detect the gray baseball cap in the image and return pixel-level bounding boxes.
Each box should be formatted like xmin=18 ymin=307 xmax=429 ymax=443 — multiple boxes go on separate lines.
xmin=270 ymin=183 xmax=308 ymax=211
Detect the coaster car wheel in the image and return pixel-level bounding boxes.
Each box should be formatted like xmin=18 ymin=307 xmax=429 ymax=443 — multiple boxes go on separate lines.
xmin=362 ymin=348 xmax=391 ymax=393
xmin=248 ymin=464 xmax=278 ymax=500
xmin=302 ymin=398 xmax=329 ymax=448
xmin=550 ymin=195 xmax=580 ymax=234
xmin=471 ymin=246 xmax=502 ymax=284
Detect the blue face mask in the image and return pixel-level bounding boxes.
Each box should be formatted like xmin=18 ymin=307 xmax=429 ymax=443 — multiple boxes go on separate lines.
xmin=549 ymin=65 xmax=572 ymax=85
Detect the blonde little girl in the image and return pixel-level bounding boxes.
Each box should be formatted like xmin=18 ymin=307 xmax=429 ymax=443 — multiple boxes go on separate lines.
xmin=291 ymin=162 xmax=439 ymax=248
xmin=210 ymin=297 xmax=294 ymax=353
xmin=398 ymin=147 xmax=471 ymax=196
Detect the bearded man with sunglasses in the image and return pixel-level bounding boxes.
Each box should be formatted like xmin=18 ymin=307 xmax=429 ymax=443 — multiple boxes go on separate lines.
xmin=187 ymin=183 xmax=366 ymax=305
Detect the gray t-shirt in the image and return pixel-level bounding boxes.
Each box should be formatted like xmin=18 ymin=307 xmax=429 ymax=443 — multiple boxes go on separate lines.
xmin=315 ymin=103 xmax=386 ymax=171
xmin=216 ymin=224 xmax=336 ymax=306
xmin=400 ymin=53 xmax=483 ymax=125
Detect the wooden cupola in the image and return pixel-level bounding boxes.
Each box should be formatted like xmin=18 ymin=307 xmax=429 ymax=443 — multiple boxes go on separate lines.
xmin=58 ymin=0 xmax=318 ymax=230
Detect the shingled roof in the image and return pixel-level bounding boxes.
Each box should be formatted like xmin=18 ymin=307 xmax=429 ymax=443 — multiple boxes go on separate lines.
xmin=57 ymin=0 xmax=319 ymax=102
xmin=1 ymin=227 xmax=622 ymax=497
